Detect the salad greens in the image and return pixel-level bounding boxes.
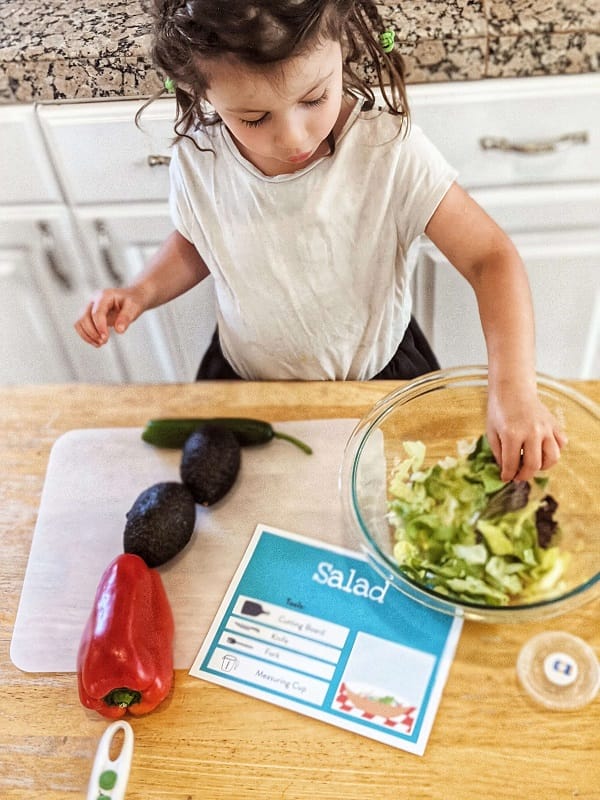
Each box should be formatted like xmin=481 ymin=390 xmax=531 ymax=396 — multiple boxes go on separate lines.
xmin=388 ymin=435 xmax=569 ymax=606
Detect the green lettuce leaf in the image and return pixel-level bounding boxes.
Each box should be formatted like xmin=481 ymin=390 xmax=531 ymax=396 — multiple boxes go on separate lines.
xmin=388 ymin=435 xmax=567 ymax=606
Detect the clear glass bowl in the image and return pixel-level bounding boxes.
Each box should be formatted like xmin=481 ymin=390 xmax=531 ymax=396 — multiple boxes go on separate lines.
xmin=340 ymin=366 xmax=600 ymax=623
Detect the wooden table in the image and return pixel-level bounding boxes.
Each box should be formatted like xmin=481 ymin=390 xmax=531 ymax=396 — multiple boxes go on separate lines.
xmin=1 ymin=381 xmax=599 ymax=800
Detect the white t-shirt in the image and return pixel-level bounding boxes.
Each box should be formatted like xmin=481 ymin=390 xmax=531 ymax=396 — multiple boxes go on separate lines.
xmin=169 ymin=100 xmax=458 ymax=380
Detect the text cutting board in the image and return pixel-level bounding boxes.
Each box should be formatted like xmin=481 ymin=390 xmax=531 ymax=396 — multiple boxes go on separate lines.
xmin=11 ymin=420 xmax=358 ymax=673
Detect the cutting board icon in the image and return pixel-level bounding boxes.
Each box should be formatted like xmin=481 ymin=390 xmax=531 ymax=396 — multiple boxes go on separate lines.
xmin=241 ymin=600 xmax=270 ymax=617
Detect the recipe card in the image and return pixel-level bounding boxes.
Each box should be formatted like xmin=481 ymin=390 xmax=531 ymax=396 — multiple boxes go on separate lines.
xmin=189 ymin=524 xmax=463 ymax=755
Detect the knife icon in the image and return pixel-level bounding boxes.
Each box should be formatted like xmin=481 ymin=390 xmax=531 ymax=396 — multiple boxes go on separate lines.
xmin=232 ymin=619 xmax=260 ymax=634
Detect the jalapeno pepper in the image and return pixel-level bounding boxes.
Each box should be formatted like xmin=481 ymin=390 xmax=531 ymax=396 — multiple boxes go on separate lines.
xmin=141 ymin=417 xmax=312 ymax=453
xmin=77 ymin=554 xmax=174 ymax=719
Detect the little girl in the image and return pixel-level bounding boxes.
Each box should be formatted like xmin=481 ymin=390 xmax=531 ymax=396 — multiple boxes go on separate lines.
xmin=75 ymin=0 xmax=565 ymax=482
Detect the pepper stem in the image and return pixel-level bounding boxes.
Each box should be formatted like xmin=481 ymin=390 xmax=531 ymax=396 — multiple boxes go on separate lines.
xmin=273 ymin=431 xmax=313 ymax=454
xmin=103 ymin=688 xmax=142 ymax=708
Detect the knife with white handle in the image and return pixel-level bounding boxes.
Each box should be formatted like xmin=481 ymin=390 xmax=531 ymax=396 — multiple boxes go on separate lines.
xmin=86 ymin=720 xmax=134 ymax=800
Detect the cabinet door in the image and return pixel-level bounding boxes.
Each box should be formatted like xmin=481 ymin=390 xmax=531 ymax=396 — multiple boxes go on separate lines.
xmin=0 ymin=207 xmax=123 ymax=384
xmin=0 ymin=106 xmax=61 ymax=204
xmin=408 ymin=74 xmax=600 ymax=190
xmin=74 ymin=204 xmax=216 ymax=383
xmin=415 ymin=228 xmax=599 ymax=379
xmin=38 ymin=99 xmax=175 ymax=205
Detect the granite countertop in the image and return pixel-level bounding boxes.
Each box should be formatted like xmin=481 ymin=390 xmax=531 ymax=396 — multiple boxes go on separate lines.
xmin=1 ymin=0 xmax=599 ymax=103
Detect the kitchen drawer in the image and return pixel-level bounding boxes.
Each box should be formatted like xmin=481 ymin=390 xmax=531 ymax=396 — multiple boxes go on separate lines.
xmin=38 ymin=98 xmax=176 ymax=205
xmin=470 ymin=182 xmax=600 ymax=233
xmin=0 ymin=106 xmax=62 ymax=204
xmin=406 ymin=74 xmax=600 ymax=190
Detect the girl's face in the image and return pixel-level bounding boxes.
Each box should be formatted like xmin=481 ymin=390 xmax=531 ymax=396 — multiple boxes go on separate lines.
xmin=204 ymin=39 xmax=347 ymax=176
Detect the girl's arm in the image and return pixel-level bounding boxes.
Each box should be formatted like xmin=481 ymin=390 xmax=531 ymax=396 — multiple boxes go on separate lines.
xmin=425 ymin=182 xmax=566 ymax=482
xmin=75 ymin=230 xmax=210 ymax=347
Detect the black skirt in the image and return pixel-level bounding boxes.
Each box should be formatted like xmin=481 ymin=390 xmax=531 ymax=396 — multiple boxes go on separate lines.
xmin=196 ymin=316 xmax=440 ymax=381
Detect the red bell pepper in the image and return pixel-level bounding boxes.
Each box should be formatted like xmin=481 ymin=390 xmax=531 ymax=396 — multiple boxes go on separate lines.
xmin=77 ymin=553 xmax=174 ymax=719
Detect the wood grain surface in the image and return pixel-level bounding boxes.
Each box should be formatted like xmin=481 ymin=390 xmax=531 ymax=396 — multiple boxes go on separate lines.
xmin=1 ymin=381 xmax=599 ymax=800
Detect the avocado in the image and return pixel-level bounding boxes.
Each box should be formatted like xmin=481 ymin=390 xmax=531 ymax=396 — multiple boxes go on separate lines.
xmin=180 ymin=425 xmax=241 ymax=505
xmin=123 ymin=481 xmax=196 ymax=567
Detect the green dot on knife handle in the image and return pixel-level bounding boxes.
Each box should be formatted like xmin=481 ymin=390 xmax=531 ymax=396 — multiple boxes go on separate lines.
xmin=99 ymin=768 xmax=118 ymax=790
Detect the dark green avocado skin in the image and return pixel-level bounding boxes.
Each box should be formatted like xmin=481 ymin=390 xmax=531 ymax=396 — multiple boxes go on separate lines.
xmin=180 ymin=425 xmax=241 ymax=506
xmin=123 ymin=481 xmax=196 ymax=567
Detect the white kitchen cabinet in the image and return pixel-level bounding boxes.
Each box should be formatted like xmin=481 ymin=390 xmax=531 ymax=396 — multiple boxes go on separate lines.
xmin=0 ymin=209 xmax=76 ymax=383
xmin=37 ymin=99 xmax=176 ymax=206
xmin=416 ymin=223 xmax=600 ymax=378
xmin=407 ymin=73 xmax=600 ymax=379
xmin=0 ymin=107 xmax=123 ymax=385
xmin=0 ymin=205 xmax=129 ymax=385
xmin=0 ymin=106 xmax=61 ymax=205
xmin=0 ymin=106 xmax=73 ymax=385
xmin=73 ymin=203 xmax=216 ymax=383
xmin=38 ymin=99 xmax=216 ymax=383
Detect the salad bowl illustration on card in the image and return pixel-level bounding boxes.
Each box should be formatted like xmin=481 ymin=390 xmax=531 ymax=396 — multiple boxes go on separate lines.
xmin=335 ymin=683 xmax=416 ymax=732
xmin=333 ymin=631 xmax=431 ymax=734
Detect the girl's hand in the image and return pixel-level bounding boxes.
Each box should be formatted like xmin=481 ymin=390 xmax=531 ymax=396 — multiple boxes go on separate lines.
xmin=486 ymin=385 xmax=567 ymax=482
xmin=74 ymin=287 xmax=147 ymax=347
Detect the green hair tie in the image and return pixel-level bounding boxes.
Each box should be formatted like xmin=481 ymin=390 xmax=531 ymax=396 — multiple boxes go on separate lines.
xmin=379 ymin=29 xmax=395 ymax=54
xmin=164 ymin=76 xmax=176 ymax=93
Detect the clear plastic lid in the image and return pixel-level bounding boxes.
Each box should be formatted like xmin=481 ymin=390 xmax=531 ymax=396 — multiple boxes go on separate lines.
xmin=516 ymin=631 xmax=600 ymax=710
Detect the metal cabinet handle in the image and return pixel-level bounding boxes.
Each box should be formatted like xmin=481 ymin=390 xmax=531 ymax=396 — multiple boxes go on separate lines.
xmin=95 ymin=221 xmax=124 ymax=286
xmin=38 ymin=221 xmax=73 ymax=291
xmin=479 ymin=131 xmax=589 ymax=155
xmin=147 ymin=154 xmax=171 ymax=167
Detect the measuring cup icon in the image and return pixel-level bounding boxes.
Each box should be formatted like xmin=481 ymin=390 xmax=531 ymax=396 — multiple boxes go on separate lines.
xmin=221 ymin=654 xmax=239 ymax=673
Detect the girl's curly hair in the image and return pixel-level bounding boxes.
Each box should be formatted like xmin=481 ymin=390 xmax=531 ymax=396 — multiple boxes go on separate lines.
xmin=142 ymin=0 xmax=409 ymax=141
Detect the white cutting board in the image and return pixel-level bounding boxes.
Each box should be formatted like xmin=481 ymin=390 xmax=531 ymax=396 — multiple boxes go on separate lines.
xmin=11 ymin=419 xmax=358 ymax=672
